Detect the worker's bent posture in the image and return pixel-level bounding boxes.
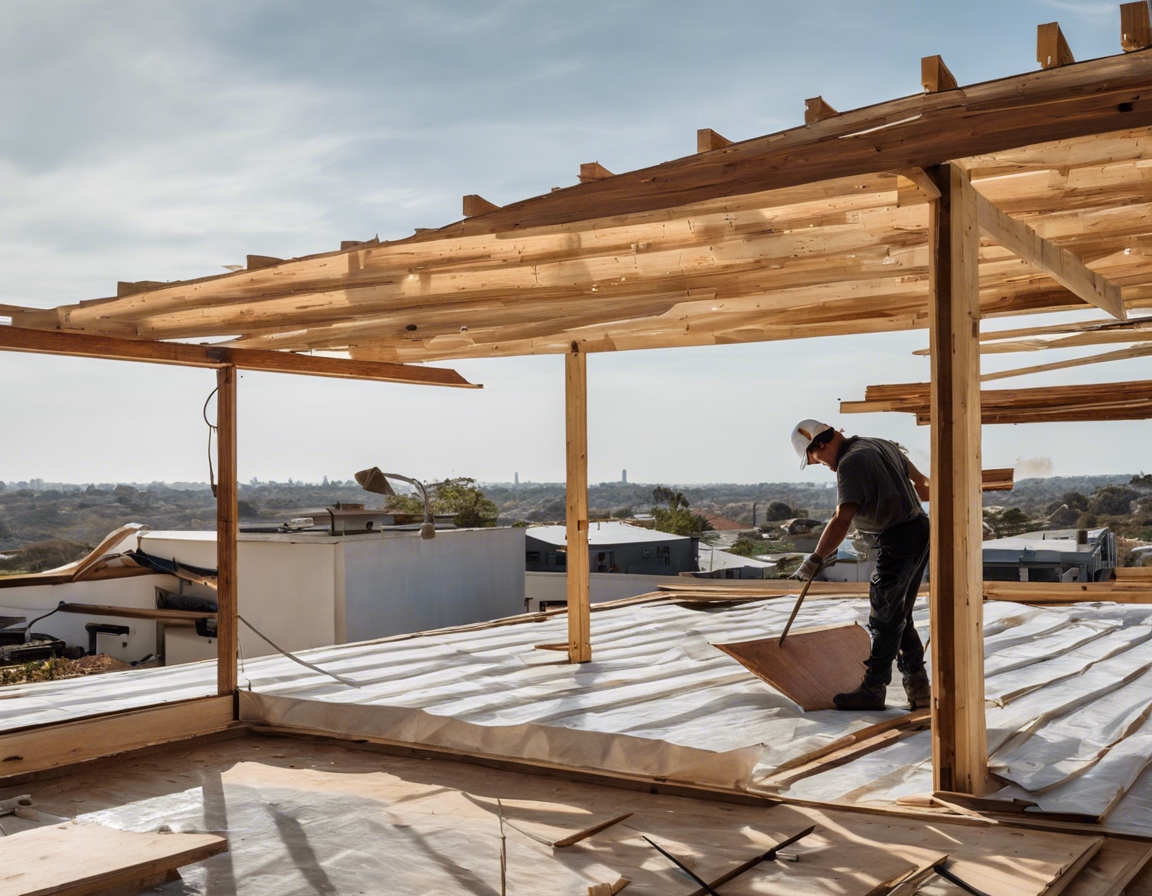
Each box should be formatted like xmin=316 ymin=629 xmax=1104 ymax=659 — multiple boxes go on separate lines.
xmin=790 ymin=420 xmax=931 ymax=711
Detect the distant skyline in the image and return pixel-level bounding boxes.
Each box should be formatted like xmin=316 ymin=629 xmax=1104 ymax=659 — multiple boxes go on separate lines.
xmin=3 ymin=1 xmax=1151 ymax=486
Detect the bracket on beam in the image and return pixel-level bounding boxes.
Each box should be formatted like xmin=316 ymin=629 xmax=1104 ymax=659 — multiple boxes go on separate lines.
xmin=973 ymin=187 xmax=1125 ymax=319
xmin=921 ymin=55 xmax=958 ymax=93
xmin=578 ymin=162 xmax=614 ymax=183
xmin=462 ymin=195 xmax=501 ymax=217
xmin=804 ymin=96 xmax=837 ymax=125
xmin=1038 ymin=22 xmax=1075 ymax=69
xmin=697 ymin=128 xmax=732 ymax=153
xmin=1122 ymin=1 xmax=1152 ymax=51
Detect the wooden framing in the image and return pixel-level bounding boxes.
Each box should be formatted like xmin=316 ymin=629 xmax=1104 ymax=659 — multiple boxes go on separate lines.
xmin=216 ymin=366 xmax=238 ymax=698
xmin=973 ymin=189 xmax=1125 ymax=319
xmin=927 ymin=163 xmax=988 ymax=795
xmin=565 ymin=349 xmax=591 ymax=663
xmin=921 ymin=55 xmax=958 ymax=93
xmin=0 ymin=324 xmax=477 ymax=387
xmin=1038 ymin=22 xmax=1075 ymax=70
xmin=1122 ymin=2 xmax=1152 ymax=51
xmin=0 ymin=696 xmax=234 ymax=779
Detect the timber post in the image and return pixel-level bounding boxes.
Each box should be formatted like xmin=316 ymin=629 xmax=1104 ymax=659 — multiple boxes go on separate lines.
xmin=927 ymin=163 xmax=989 ymax=794
xmin=565 ymin=347 xmax=592 ymax=663
xmin=215 ymin=365 xmax=239 ymax=699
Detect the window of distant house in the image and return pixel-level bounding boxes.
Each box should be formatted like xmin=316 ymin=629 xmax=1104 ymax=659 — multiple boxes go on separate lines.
xmin=657 ymin=545 xmax=670 ymax=565
xmin=526 ymin=550 xmax=541 ymax=562
xmin=547 ymin=552 xmax=566 ymax=568
xmin=641 ymin=548 xmax=652 ymax=559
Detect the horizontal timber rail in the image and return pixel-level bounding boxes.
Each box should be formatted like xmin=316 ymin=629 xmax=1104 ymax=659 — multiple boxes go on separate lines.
xmin=0 ymin=325 xmax=478 ymax=387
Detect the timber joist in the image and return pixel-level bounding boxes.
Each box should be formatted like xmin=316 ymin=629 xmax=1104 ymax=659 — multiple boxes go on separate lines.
xmin=843 ymin=379 xmax=1152 ymax=424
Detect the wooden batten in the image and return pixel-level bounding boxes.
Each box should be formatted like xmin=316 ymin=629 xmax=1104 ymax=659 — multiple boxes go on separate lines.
xmin=340 ymin=237 xmax=380 ymax=250
xmin=921 ymin=55 xmax=958 ymax=93
xmin=463 ymin=194 xmax=501 ymax=217
xmin=696 ymin=128 xmax=732 ymax=152
xmin=116 ymin=280 xmax=168 ymax=297
xmin=803 ymin=96 xmax=837 ymax=124
xmin=1122 ymin=1 xmax=1152 ymax=50
xmin=579 ymin=162 xmax=614 ymax=183
xmin=927 ymin=163 xmax=988 ymax=796
xmin=216 ymin=366 xmax=238 ymax=701
xmin=565 ymin=349 xmax=591 ymax=663
xmin=1038 ymin=22 xmax=1075 ymax=69
xmin=246 ymin=254 xmax=284 ymax=270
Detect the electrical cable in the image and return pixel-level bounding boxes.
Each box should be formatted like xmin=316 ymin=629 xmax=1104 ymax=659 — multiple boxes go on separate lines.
xmin=237 ymin=614 xmax=360 ymax=688
xmin=203 ymin=385 xmax=219 ymax=498
xmin=23 ymin=601 xmax=65 ymax=643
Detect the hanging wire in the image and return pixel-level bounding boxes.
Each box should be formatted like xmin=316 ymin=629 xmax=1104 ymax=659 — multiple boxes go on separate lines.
xmin=203 ymin=385 xmax=219 ymax=498
xmin=238 ymin=614 xmax=361 ymax=688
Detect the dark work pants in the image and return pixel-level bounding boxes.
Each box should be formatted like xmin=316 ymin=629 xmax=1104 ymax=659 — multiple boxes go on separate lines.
xmin=864 ymin=514 xmax=931 ymax=685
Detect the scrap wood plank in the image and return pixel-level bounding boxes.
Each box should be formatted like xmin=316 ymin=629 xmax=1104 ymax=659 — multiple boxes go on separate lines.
xmin=1059 ymin=836 xmax=1152 ymax=896
xmin=714 ymin=623 xmax=870 ymax=711
xmin=769 ymin=708 xmax=932 ymax=776
xmin=0 ymin=821 xmax=226 ymax=896
xmin=763 ymin=712 xmax=932 ymax=789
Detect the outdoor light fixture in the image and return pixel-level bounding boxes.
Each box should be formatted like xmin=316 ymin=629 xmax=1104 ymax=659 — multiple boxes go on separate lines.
xmin=354 ymin=467 xmax=436 ymax=539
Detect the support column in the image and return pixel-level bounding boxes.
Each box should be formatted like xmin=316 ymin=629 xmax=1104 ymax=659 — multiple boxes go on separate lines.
xmin=565 ymin=348 xmax=591 ymax=663
xmin=927 ymin=163 xmax=988 ymax=794
xmin=215 ymin=365 xmax=239 ymax=697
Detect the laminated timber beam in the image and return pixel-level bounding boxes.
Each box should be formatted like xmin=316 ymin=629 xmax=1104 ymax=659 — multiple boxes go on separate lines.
xmin=981 ymin=341 xmax=1152 ymax=381
xmin=565 ymin=348 xmax=591 ymax=663
xmin=414 ymin=50 xmax=1152 ymax=238
xmin=0 ymin=325 xmax=478 ymax=388
xmin=927 ymin=162 xmax=989 ymax=796
xmin=974 ymin=189 xmax=1126 ymax=319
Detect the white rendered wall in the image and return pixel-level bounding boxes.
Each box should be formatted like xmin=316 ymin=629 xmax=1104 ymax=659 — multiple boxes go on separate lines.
xmin=341 ymin=527 xmax=525 ymax=639
xmin=0 ymin=574 xmax=179 ymax=663
xmin=525 ymin=571 xmax=672 ymax=611
xmin=143 ymin=531 xmax=339 ymax=665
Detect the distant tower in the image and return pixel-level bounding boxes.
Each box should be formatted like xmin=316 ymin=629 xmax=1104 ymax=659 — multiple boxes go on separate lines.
xmin=622 ymin=469 xmax=627 ymax=483
xmin=514 ymin=472 xmax=519 ymax=485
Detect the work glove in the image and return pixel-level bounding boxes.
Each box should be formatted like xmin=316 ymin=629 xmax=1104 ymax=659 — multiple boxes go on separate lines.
xmin=791 ymin=553 xmax=824 ymax=581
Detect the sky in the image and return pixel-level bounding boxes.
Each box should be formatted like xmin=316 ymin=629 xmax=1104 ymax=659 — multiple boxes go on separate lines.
xmin=2 ymin=0 xmax=1150 ymax=487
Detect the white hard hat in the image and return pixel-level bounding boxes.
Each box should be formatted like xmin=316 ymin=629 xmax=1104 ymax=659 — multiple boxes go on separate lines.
xmin=791 ymin=419 xmax=833 ymax=469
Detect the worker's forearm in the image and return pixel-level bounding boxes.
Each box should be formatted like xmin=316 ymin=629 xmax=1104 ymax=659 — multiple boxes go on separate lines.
xmin=815 ymin=514 xmax=852 ymax=560
xmin=915 ymin=482 xmax=930 ymax=502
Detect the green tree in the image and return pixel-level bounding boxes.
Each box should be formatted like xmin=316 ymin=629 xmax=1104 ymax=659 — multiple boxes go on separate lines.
xmin=764 ymin=500 xmax=795 ymax=522
xmin=984 ymin=507 xmax=1033 ymax=539
xmin=387 ymin=477 xmax=499 ymax=528
xmin=650 ymin=486 xmax=712 ymax=537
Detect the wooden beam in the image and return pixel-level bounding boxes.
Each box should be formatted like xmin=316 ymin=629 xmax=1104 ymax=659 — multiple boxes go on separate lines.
xmin=216 ymin=366 xmax=238 ymax=700
xmin=116 ymin=281 xmax=169 ymax=297
xmin=416 ymin=51 xmax=1152 ymax=237
xmin=340 ymin=237 xmax=380 ymax=250
xmin=927 ymin=162 xmax=988 ymax=796
xmin=0 ymin=696 xmax=234 ymax=780
xmin=973 ymin=190 xmax=1126 ymax=319
xmin=565 ymin=348 xmax=591 ymax=663
xmin=0 ymin=325 xmax=478 ymax=387
xmin=579 ymin=162 xmax=614 ymax=183
xmin=1038 ymin=22 xmax=1075 ymax=69
xmin=803 ymin=96 xmax=837 ymax=124
xmin=982 ymin=341 xmax=1152 ymax=381
xmin=1122 ymin=2 xmax=1152 ymax=51
xmin=696 ymin=128 xmax=732 ymax=152
xmin=921 ymin=55 xmax=958 ymax=93
xmin=463 ymin=194 xmax=501 ymax=217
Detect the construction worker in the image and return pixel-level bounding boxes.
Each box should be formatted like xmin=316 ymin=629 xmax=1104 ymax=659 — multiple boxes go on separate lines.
xmin=789 ymin=420 xmax=931 ymax=711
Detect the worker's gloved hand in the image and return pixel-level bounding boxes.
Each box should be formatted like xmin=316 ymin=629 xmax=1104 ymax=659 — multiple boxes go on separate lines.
xmin=791 ymin=553 xmax=824 ymax=581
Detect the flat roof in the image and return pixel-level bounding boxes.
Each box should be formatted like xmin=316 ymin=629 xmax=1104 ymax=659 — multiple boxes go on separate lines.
xmin=526 ymin=521 xmax=691 ymax=547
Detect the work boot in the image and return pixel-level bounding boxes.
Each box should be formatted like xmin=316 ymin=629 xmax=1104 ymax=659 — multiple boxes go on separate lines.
xmin=832 ymin=678 xmax=887 ymax=711
xmin=903 ymin=671 xmax=931 ymax=710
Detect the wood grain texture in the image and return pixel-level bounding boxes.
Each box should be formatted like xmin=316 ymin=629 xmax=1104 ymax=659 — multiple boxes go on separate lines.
xmin=921 ymin=55 xmax=958 ymax=93
xmin=928 ymin=163 xmax=989 ymax=795
xmin=215 ymin=366 xmax=238 ymax=699
xmin=1038 ymin=22 xmax=1076 ymax=70
xmin=1122 ymin=2 xmax=1152 ymax=52
xmin=0 ymin=822 xmax=226 ymax=896
xmin=713 ymin=623 xmax=871 ymax=711
xmin=565 ymin=350 xmax=591 ymax=663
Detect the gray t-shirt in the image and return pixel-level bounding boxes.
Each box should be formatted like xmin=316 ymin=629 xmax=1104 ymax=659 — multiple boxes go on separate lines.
xmin=835 ymin=436 xmax=924 ymax=534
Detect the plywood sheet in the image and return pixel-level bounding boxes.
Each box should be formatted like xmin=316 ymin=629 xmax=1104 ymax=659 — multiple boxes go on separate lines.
xmin=714 ymin=623 xmax=871 ymax=711
xmin=0 ymin=821 xmax=227 ymax=896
